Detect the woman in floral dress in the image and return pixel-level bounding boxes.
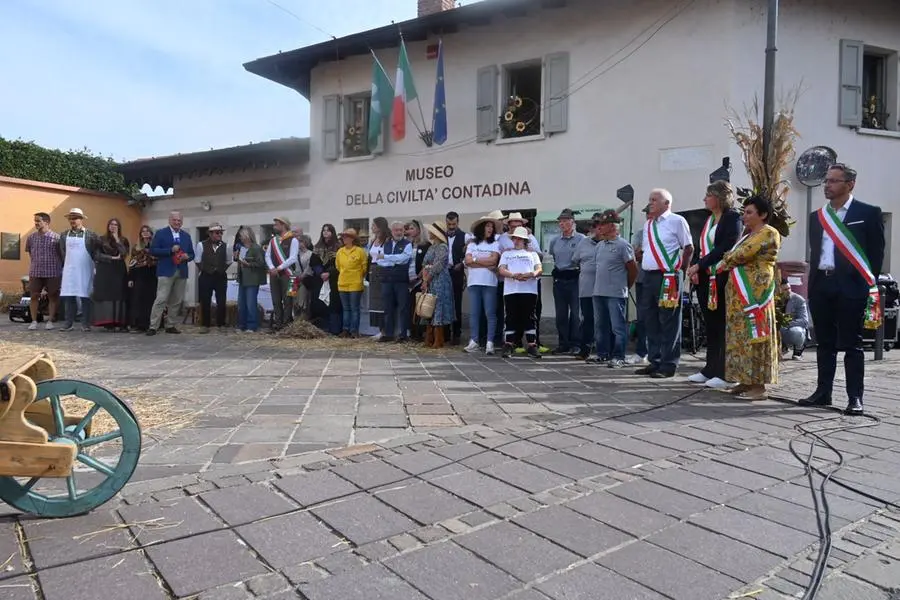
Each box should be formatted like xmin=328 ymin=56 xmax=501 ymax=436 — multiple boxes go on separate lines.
xmin=721 ymin=195 xmax=782 ymax=400
xmin=420 ymin=222 xmax=455 ymax=349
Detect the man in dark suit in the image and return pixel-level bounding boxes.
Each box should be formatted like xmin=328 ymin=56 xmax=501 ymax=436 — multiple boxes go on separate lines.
xmin=801 ymin=164 xmax=885 ymax=415
xmin=445 ymin=211 xmax=467 ymax=345
xmin=148 ymin=210 xmax=195 ymax=335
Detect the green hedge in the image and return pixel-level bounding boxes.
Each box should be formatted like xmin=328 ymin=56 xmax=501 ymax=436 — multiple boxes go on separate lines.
xmin=0 ymin=137 xmax=138 ymax=196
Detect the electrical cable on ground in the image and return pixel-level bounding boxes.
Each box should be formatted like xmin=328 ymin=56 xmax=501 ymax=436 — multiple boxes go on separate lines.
xmin=786 ymin=411 xmax=883 ymax=599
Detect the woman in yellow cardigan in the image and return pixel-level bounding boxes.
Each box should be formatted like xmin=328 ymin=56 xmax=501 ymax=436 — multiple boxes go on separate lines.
xmin=335 ymin=228 xmax=368 ymax=337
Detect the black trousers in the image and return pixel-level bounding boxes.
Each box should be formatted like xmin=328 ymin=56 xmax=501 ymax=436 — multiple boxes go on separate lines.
xmin=198 ymin=271 xmax=227 ymax=327
xmin=698 ymin=272 xmax=728 ymax=379
xmin=449 ymin=269 xmax=465 ymax=340
xmin=504 ymin=293 xmax=538 ymax=343
xmin=809 ymin=274 xmax=867 ymax=399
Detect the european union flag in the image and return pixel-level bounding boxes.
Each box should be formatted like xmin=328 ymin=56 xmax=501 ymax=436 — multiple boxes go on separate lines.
xmin=431 ymin=39 xmax=447 ymax=145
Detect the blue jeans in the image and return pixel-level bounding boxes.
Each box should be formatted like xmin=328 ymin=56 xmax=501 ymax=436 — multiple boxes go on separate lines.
xmin=594 ymin=296 xmax=627 ymax=360
xmin=579 ymin=297 xmax=594 ymax=353
xmin=382 ymin=281 xmax=409 ymax=338
xmin=553 ymin=278 xmax=581 ymax=349
xmin=468 ymin=285 xmax=497 ymax=343
xmin=63 ymin=296 xmax=91 ymax=329
xmin=237 ymin=285 xmax=260 ymax=331
xmin=340 ymin=291 xmax=362 ymax=334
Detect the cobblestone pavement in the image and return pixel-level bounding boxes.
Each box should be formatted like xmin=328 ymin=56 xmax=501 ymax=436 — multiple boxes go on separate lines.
xmin=2 ymin=320 xmax=900 ymax=599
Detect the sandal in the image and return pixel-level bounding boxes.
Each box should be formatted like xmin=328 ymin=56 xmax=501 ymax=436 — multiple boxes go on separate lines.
xmin=727 ymin=384 xmax=751 ymax=395
xmin=736 ymin=391 xmax=768 ymax=401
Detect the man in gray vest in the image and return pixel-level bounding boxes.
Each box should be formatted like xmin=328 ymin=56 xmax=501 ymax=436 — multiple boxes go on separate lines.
xmin=265 ymin=216 xmax=300 ymax=331
xmin=549 ymin=208 xmax=585 ymax=354
xmin=375 ymin=221 xmax=413 ymax=342
xmin=194 ymin=222 xmax=232 ymax=333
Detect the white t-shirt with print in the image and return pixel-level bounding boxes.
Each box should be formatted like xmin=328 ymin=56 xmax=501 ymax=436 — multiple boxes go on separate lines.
xmin=465 ymin=240 xmax=500 ymax=287
xmin=500 ymin=249 xmax=541 ymax=295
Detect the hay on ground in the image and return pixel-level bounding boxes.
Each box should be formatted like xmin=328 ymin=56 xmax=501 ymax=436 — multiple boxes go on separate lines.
xmin=276 ymin=319 xmax=330 ymax=339
xmin=61 ymin=387 xmax=198 ymax=438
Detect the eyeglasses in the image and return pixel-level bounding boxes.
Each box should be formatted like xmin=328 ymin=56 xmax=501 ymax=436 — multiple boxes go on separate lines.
xmin=824 ymin=178 xmax=848 ymax=184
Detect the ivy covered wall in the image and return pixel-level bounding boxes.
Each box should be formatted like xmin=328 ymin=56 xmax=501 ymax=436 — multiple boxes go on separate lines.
xmin=0 ymin=137 xmax=138 ymax=196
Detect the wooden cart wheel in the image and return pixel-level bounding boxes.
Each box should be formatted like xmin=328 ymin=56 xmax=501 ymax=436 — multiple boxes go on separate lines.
xmin=0 ymin=379 xmax=141 ymax=518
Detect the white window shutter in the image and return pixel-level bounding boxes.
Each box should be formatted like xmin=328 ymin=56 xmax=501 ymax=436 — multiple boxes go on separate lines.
xmin=322 ymin=94 xmax=341 ymax=160
xmin=373 ymin=108 xmax=386 ymax=155
xmin=476 ymin=65 xmax=499 ymax=142
xmin=839 ymin=40 xmax=864 ymax=128
xmin=543 ymin=51 xmax=570 ymax=134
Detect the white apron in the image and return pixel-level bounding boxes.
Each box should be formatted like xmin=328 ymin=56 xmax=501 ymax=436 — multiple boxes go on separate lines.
xmin=60 ymin=233 xmax=94 ymax=298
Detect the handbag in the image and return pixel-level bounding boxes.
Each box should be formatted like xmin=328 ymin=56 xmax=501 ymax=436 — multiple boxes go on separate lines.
xmin=415 ymin=291 xmax=436 ymax=319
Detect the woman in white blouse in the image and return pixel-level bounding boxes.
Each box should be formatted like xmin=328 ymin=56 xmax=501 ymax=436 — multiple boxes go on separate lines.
xmin=498 ymin=227 xmax=543 ymax=359
xmin=463 ymin=214 xmax=501 ymax=355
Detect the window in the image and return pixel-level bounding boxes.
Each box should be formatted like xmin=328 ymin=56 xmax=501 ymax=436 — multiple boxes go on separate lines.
xmin=839 ymin=40 xmax=898 ymax=131
xmin=196 ymin=227 xmax=209 ymax=244
xmin=475 ymin=52 xmax=569 ymax=143
xmin=259 ymin=224 xmax=275 ymax=243
xmin=344 ymin=218 xmax=370 ymax=246
xmin=343 ymin=93 xmax=372 ymax=158
xmin=500 ymin=61 xmax=542 ymax=139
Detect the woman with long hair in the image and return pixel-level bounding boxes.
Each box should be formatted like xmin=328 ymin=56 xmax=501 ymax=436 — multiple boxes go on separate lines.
xmin=236 ymin=227 xmax=267 ymax=332
xmin=311 ymin=223 xmax=342 ymax=333
xmin=92 ymin=217 xmax=130 ymax=331
xmin=686 ymin=180 xmax=742 ymax=390
xmin=463 ymin=215 xmax=501 ymax=355
xmin=128 ymin=225 xmax=157 ymax=332
xmin=366 ymin=216 xmax=390 ymax=337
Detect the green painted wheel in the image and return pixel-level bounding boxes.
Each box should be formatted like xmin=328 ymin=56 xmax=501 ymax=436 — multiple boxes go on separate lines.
xmin=0 ymin=379 xmax=141 ymax=518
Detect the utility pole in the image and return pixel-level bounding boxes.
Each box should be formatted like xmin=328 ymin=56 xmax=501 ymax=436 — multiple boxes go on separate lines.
xmin=762 ymin=0 xmax=779 ymax=167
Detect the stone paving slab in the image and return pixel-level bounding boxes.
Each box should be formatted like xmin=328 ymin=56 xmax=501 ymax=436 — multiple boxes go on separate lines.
xmin=5 ymin=321 xmax=900 ymax=599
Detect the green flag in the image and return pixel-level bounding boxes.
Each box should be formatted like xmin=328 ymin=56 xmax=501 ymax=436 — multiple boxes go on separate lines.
xmin=368 ymin=53 xmax=394 ymax=149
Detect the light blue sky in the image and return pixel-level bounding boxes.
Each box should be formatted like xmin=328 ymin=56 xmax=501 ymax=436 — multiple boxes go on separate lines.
xmin=0 ymin=0 xmax=478 ymax=162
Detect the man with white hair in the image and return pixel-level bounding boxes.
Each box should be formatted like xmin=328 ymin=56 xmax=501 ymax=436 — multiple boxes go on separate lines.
xmin=374 ymin=220 xmax=413 ymax=342
xmin=148 ymin=211 xmax=195 ymax=335
xmin=635 ymin=189 xmax=693 ymax=378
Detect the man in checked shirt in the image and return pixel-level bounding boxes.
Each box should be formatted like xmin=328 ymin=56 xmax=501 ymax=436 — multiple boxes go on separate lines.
xmin=24 ymin=212 xmax=63 ymax=330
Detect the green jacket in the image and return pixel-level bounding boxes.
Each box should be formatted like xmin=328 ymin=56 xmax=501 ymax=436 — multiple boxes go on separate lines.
xmin=238 ymin=243 xmax=267 ymax=287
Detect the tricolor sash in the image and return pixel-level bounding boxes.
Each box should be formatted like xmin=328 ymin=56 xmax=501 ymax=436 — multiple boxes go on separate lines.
xmin=818 ymin=206 xmax=881 ymax=329
xmin=699 ymin=215 xmax=718 ymax=311
xmin=730 ymin=256 xmax=776 ymax=343
xmin=647 ymin=219 xmax=681 ymax=308
xmin=270 ymin=235 xmax=300 ymax=297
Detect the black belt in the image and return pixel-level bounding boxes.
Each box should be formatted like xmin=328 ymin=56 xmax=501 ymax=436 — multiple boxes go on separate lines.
xmin=818 ymin=269 xmax=836 ymax=277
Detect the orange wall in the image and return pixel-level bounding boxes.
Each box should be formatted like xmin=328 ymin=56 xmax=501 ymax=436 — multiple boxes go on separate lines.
xmin=0 ymin=177 xmax=143 ymax=293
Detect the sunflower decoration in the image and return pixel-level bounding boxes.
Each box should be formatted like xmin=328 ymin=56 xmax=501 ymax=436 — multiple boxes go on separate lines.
xmin=344 ymin=122 xmax=366 ymax=156
xmin=499 ymin=94 xmax=539 ymax=138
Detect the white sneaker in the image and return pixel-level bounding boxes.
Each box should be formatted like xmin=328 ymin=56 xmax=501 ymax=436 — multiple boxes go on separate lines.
xmin=626 ymin=355 xmax=649 ymax=366
xmin=28 ymin=322 xmax=38 ymax=330
xmin=463 ymin=340 xmax=480 ymax=353
xmin=485 ymin=341 xmax=495 ymax=355
xmin=688 ymin=372 xmax=709 ymax=384
xmin=704 ymin=377 xmax=731 ymax=390
xmin=45 ymin=321 xmax=55 ymax=330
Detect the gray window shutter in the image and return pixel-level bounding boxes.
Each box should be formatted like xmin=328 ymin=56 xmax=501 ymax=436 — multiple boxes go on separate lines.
xmin=839 ymin=39 xmax=864 ymax=128
xmin=543 ymin=51 xmax=570 ymax=134
xmin=476 ymin=65 xmax=498 ymax=142
xmin=322 ymin=94 xmax=341 ymax=160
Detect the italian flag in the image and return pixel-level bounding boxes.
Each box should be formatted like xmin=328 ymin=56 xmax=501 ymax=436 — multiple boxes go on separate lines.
xmin=368 ymin=53 xmax=394 ymax=150
xmin=391 ymin=40 xmax=418 ymax=141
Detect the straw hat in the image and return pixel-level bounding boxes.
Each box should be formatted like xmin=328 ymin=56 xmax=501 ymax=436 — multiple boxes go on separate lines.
xmin=65 ymin=208 xmax=87 ymax=219
xmin=505 ymin=212 xmax=529 ymax=225
xmin=470 ymin=209 xmax=506 ymax=232
xmin=340 ymin=228 xmax=358 ymax=239
xmin=208 ymin=222 xmax=225 ymax=232
xmin=426 ymin=221 xmax=448 ymax=244
xmin=510 ymin=226 xmax=530 ymax=240
xmin=273 ymin=216 xmax=291 ymax=228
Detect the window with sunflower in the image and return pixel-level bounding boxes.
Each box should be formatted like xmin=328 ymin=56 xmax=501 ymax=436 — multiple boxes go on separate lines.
xmin=500 ymin=62 xmax=542 ymax=139
xmin=343 ymin=94 xmax=371 ymax=157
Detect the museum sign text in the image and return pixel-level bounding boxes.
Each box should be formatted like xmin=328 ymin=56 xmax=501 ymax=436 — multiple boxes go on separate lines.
xmin=345 ymin=165 xmax=531 ymax=206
